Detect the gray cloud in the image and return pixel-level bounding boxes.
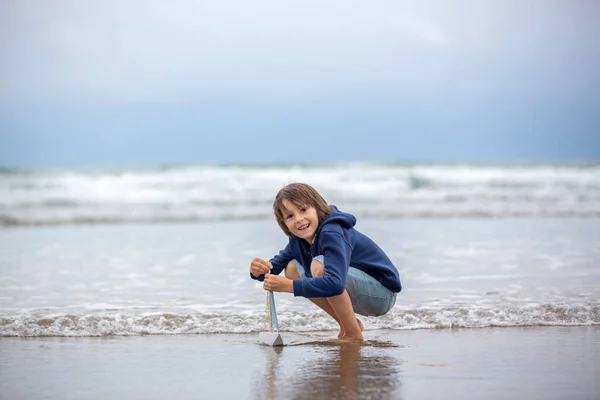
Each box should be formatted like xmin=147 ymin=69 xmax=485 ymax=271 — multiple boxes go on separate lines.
xmin=1 ymin=0 xmax=598 ymax=106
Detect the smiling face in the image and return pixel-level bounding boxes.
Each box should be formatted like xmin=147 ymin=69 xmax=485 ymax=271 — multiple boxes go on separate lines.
xmin=280 ymin=199 xmax=320 ymax=244
xmin=273 ymin=183 xmax=332 ymax=240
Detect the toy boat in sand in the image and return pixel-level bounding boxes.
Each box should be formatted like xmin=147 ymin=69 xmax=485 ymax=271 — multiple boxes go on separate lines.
xmin=259 ymin=291 xmax=283 ymax=346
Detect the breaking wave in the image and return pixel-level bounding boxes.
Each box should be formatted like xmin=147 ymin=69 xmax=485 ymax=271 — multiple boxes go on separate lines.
xmin=2 ymin=304 xmax=598 ymax=337
xmin=2 ymin=163 xmax=600 ymax=226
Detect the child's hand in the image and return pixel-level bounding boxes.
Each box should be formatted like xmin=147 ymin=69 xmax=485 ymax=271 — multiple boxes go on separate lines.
xmin=250 ymin=258 xmax=272 ymax=278
xmin=263 ymin=274 xmax=294 ymax=293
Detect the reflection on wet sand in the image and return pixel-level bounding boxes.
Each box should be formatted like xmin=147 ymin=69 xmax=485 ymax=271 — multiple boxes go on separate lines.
xmin=254 ymin=340 xmax=403 ymax=400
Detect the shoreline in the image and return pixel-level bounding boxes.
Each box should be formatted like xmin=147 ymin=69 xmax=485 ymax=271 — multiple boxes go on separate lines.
xmin=2 ymin=320 xmax=599 ymax=338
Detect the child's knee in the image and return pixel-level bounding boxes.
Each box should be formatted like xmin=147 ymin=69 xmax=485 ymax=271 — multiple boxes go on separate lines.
xmin=310 ymin=259 xmax=325 ymax=277
xmin=285 ymin=260 xmax=300 ymax=279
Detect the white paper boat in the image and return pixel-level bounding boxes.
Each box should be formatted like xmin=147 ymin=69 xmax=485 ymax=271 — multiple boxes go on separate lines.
xmin=259 ymin=331 xmax=284 ymax=346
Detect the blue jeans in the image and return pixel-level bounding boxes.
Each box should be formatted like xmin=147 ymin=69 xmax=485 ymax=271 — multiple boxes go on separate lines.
xmin=292 ymin=256 xmax=397 ymax=317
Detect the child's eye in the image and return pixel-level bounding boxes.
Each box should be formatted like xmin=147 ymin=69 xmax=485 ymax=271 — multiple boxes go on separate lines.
xmin=285 ymin=214 xmax=293 ymax=220
xmin=300 ymin=207 xmax=307 ymax=212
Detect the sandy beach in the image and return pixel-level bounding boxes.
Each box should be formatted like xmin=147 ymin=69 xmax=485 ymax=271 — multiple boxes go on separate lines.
xmin=1 ymin=326 xmax=598 ymax=400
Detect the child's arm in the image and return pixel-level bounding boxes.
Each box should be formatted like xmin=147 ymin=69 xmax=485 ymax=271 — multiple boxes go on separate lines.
xmin=249 ymin=243 xmax=293 ymax=281
xmin=292 ymin=231 xmax=351 ymax=298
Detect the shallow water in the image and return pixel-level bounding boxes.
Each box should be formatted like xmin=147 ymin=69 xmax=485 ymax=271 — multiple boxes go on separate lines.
xmin=1 ymin=219 xmax=599 ymax=336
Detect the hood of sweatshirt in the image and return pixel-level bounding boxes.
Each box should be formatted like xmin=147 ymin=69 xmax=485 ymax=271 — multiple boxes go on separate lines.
xmin=319 ymin=205 xmax=356 ymax=230
xmin=309 ymin=205 xmax=355 ymax=254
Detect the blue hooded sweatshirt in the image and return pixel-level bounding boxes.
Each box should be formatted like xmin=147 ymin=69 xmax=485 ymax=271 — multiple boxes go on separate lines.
xmin=251 ymin=206 xmax=402 ymax=298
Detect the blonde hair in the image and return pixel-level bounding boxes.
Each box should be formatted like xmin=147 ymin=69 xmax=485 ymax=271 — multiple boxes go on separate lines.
xmin=273 ymin=183 xmax=332 ymax=237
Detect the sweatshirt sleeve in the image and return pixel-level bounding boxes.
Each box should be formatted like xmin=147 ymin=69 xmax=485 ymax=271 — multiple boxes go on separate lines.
xmin=250 ymin=243 xmax=293 ymax=282
xmin=293 ymin=231 xmax=351 ymax=298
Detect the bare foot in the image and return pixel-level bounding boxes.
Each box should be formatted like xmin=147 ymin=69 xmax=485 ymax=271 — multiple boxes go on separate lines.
xmin=331 ymin=334 xmax=363 ymax=343
xmin=337 ymin=318 xmax=364 ymax=339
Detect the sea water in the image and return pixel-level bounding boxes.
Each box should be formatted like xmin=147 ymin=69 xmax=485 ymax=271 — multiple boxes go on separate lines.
xmin=1 ymin=163 xmax=599 ymax=336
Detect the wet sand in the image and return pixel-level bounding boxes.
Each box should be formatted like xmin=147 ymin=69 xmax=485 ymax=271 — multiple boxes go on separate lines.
xmin=1 ymin=326 xmax=598 ymax=400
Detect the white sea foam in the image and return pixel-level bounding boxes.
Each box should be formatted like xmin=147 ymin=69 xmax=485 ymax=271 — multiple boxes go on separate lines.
xmin=1 ymin=163 xmax=599 ymax=225
xmin=1 ymin=304 xmax=598 ymax=337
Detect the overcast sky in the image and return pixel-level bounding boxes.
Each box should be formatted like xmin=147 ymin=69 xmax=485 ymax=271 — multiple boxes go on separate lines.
xmin=1 ymin=0 xmax=599 ymax=167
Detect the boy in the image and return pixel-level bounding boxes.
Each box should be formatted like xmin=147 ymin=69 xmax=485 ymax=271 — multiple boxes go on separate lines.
xmin=250 ymin=183 xmax=401 ymax=341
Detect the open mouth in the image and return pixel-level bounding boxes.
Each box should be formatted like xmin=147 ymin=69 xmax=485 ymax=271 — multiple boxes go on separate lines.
xmin=297 ymin=223 xmax=310 ymax=231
